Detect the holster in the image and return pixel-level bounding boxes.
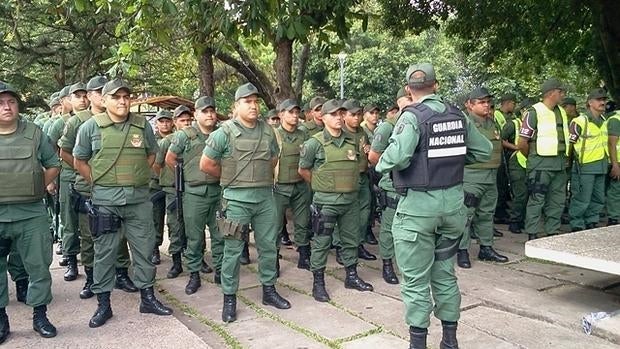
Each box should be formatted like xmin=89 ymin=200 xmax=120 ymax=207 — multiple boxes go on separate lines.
xmin=69 ymin=185 xmax=88 ymax=214
xmin=527 ymin=173 xmax=548 ymax=195
xmin=0 ymin=238 xmax=11 ymax=258
xmin=150 ymin=190 xmax=165 ymax=204
xmin=385 ymin=193 xmax=400 ymax=210
xmin=216 ymin=210 xmax=249 ymax=240
xmin=310 ymin=204 xmax=337 ymax=236
xmin=377 ymin=190 xmax=388 ymax=211
xmin=463 ymin=192 xmax=481 ymax=208
xmin=434 ymin=235 xmax=462 ymax=261
xmin=88 ymin=206 xmax=122 ymax=239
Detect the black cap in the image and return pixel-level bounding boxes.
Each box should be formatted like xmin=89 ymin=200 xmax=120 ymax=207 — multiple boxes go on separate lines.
xmin=500 ymin=93 xmax=516 ymax=102
xmin=469 ymin=87 xmax=493 ymax=100
xmin=561 ymin=97 xmax=577 ymax=106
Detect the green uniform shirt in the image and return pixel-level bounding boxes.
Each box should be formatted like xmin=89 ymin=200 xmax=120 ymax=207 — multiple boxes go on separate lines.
xmin=202 ymin=119 xmax=279 ymax=203
xmin=49 ymin=114 xmax=77 ymax=182
xmin=501 ymin=120 xmax=517 ymax=144
xmin=73 ymin=114 xmax=158 ymax=206
xmin=42 ymin=116 xmax=59 ymax=135
xmin=608 ymin=117 xmax=620 ymax=137
xmin=519 ymin=107 xmax=568 ymax=171
xmin=569 ymin=110 xmax=608 ymax=174
xmin=370 ymin=117 xmax=398 ymax=192
xmin=464 ymin=114 xmax=499 ymax=184
xmin=299 ymin=130 xmax=358 ymax=205
xmin=169 ymin=126 xmax=216 ymax=196
xmin=0 ymin=118 xmax=61 ymax=222
xmin=375 ymin=94 xmax=493 ymax=216
xmin=362 ymin=124 xmax=375 ymax=144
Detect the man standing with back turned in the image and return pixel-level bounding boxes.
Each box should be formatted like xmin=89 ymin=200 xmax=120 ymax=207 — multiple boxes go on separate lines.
xmin=376 ymin=64 xmax=492 ymax=349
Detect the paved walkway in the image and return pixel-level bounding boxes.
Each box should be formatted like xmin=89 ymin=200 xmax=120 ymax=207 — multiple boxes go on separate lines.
xmin=5 ymin=224 xmax=620 ymax=349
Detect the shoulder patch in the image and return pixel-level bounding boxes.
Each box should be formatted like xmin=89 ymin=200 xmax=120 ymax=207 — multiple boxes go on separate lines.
xmin=395 ymin=123 xmax=406 ymax=135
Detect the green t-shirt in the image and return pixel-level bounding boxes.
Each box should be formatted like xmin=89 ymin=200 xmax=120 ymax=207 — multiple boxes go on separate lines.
xmin=202 ymin=119 xmax=279 ymax=203
xmin=299 ymin=129 xmax=359 ymax=205
xmin=0 ymin=118 xmax=61 ymax=222
xmin=73 ymin=114 xmax=159 ymax=206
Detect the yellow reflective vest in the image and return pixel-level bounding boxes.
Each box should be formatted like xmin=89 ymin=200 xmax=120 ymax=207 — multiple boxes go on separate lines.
xmin=511 ymin=118 xmax=527 ymax=168
xmin=571 ymin=113 xmax=607 ymax=164
xmin=532 ymin=102 xmax=569 ymax=156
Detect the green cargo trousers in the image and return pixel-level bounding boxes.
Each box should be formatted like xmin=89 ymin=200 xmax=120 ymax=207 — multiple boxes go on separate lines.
xmin=460 ymin=181 xmax=497 ymax=248
xmin=91 ymin=202 xmax=156 ymax=293
xmin=274 ymin=182 xmax=312 ymax=247
xmin=524 ymin=169 xmax=567 ymax=235
xmin=332 ymin=175 xmax=370 ymax=247
xmin=60 ymin=179 xmax=80 ymax=256
xmin=220 ymin=196 xmax=278 ymax=295
xmin=393 ymin=210 xmax=465 ymax=329
xmin=607 ymin=178 xmax=620 ymax=220
xmin=378 ymin=191 xmax=399 ymax=260
xmin=8 ymin=239 xmax=28 ymax=282
xmin=0 ymin=214 xmax=53 ymax=307
xmin=78 ymin=210 xmax=131 ymax=268
xmin=508 ymin=156 xmax=527 ymax=224
xmin=183 ymin=185 xmax=223 ymax=273
xmin=310 ymin=200 xmax=360 ymax=271
xmin=151 ymin=189 xmax=166 ymax=247
xmin=569 ymin=171 xmax=605 ymax=229
xmin=165 ymin=190 xmax=184 ymax=255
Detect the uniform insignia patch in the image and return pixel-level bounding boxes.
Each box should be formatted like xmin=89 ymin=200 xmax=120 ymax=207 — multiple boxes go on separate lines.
xmin=299 ymin=144 xmax=307 ymax=157
xmin=395 ymin=123 xmax=405 ymax=135
xmin=374 ymin=134 xmax=382 ymax=144
xmin=346 ymin=149 xmax=356 ymax=160
xmin=130 ymin=134 xmax=143 ymax=147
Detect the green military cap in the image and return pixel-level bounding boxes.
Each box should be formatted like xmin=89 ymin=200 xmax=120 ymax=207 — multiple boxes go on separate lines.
xmin=173 ymin=105 xmax=192 ymax=118
xmin=58 ymin=85 xmax=71 ymax=99
xmin=155 ymin=110 xmax=173 ymax=120
xmin=363 ymin=104 xmax=379 ymax=114
xmin=560 ymin=97 xmax=577 ymax=106
xmin=69 ymin=82 xmax=87 ymax=95
xmin=541 ymin=78 xmax=565 ymax=94
xmin=266 ymin=109 xmax=278 ymax=119
xmin=468 ymin=87 xmax=493 ymax=100
xmin=309 ymin=96 xmax=327 ymax=110
xmin=518 ymin=97 xmax=536 ymax=110
xmin=195 ymin=96 xmax=216 ymax=111
xmin=301 ymin=102 xmax=309 ymax=113
xmin=0 ymin=81 xmax=19 ymax=98
xmin=278 ymin=98 xmax=300 ymax=112
xmin=396 ymin=87 xmax=407 ymax=100
xmin=500 ymin=93 xmax=516 ymax=102
xmin=49 ymin=97 xmax=61 ymax=108
xmin=405 ymin=63 xmax=436 ymax=84
xmin=587 ymin=88 xmax=608 ymax=100
xmin=321 ymin=99 xmax=344 ymax=115
xmin=87 ymin=76 xmax=108 ymax=91
xmin=342 ymin=99 xmax=362 ymax=113
xmin=235 ymin=82 xmax=259 ymax=101
xmin=102 ymin=78 xmax=131 ymax=95
xmin=50 ymin=92 xmax=60 ymax=100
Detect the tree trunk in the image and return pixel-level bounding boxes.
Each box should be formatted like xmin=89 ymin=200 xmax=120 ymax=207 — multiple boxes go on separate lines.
xmin=294 ymin=43 xmax=311 ymax=101
xmin=198 ymin=46 xmax=215 ymax=96
xmin=273 ymin=38 xmax=294 ymax=106
xmin=593 ymin=0 xmax=620 ymax=102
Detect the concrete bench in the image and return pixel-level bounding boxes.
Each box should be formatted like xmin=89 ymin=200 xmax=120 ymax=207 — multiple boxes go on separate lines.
xmin=524 ymin=227 xmax=620 ymax=276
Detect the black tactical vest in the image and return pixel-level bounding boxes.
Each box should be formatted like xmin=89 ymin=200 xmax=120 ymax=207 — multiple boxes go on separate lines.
xmin=392 ymin=103 xmax=467 ymax=192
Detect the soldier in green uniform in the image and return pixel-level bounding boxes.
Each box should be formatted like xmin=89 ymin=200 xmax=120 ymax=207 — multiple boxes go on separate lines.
xmin=298 ymin=99 xmax=374 ymax=303
xmin=43 ymin=86 xmax=71 ymax=136
xmin=375 ymin=64 xmax=493 ymax=349
xmin=272 ymin=99 xmax=312 ymax=269
xmin=518 ymin=78 xmax=570 ymax=240
xmin=360 ymin=104 xmax=380 ymax=245
xmin=166 ymin=96 xmax=223 ymax=294
xmin=0 ymin=81 xmax=60 ymax=342
xmin=561 ymin=97 xmax=579 ymax=121
xmin=298 ymin=96 xmax=326 ymax=136
xmin=368 ymin=87 xmax=411 ymax=284
xmin=339 ymin=99 xmax=376 ymax=261
xmin=50 ymin=82 xmax=91 ymax=282
xmin=494 ymin=94 xmax=517 ymax=224
xmin=568 ymin=88 xmax=609 ymax=231
xmin=155 ymin=106 xmax=193 ymax=279
xmin=606 ymin=104 xmax=620 ymax=225
xmin=501 ymin=99 xmax=534 ymax=233
xmin=59 ymin=76 xmax=137 ymax=299
xmin=457 ymin=88 xmax=509 ymax=269
xmin=200 ymin=83 xmax=291 ymax=323
xmin=73 ymin=79 xmax=172 ymax=328
xmin=151 ymin=110 xmax=174 ymax=265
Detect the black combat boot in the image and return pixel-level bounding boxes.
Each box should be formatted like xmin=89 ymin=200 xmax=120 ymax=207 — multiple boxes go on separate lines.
xmin=185 ymin=272 xmax=201 ymax=295
xmin=89 ymin=292 xmax=113 ymax=328
xmin=409 ymin=326 xmax=428 ymax=349
xmin=478 ymin=246 xmax=509 ymax=263
xmin=508 ymin=222 xmax=522 ymax=234
xmin=167 ymin=252 xmax=183 ymax=279
xmin=222 ymin=294 xmax=236 ymax=323
xmin=201 ymin=259 xmax=213 ymax=273
xmin=58 ymin=255 xmax=69 ymax=267
xmin=55 ymin=242 xmax=63 ymax=255
xmin=335 ymin=247 xmax=344 ymax=265
xmin=493 ymin=227 xmax=504 ymax=237
xmin=297 ymin=245 xmax=310 ymax=270
xmin=358 ymin=245 xmax=377 ymax=260
xmin=151 ymin=247 xmax=161 ymax=265
xmin=0 ymin=308 xmax=9 ymax=344
xmin=456 ymin=249 xmax=471 ymax=269
xmin=262 ymin=285 xmax=291 ymax=309
xmin=64 ymin=255 xmax=78 ymax=281
xmin=32 ymin=305 xmax=56 ymax=338
xmin=585 ymin=223 xmax=597 ymax=230
xmin=240 ymin=242 xmax=250 ymax=265
xmin=608 ymin=218 xmax=619 ymax=226
xmin=15 ymin=279 xmax=28 ymax=303
xmin=115 ymin=268 xmax=138 ymax=292
xmin=280 ymin=222 xmax=293 ymax=246
xmin=312 ymin=269 xmax=330 ymax=302
xmin=139 ymin=287 xmax=173 ymax=315
xmin=214 ymin=270 xmax=221 ymax=284
xmin=79 ymin=267 xmax=95 ymax=299
xmin=344 ymin=264 xmax=373 ymax=291
xmin=440 ymin=321 xmax=459 ymax=349
xmin=528 ymin=233 xmax=537 ymax=241
xmin=382 ymin=259 xmax=399 ymax=284
xmin=276 ymin=255 xmax=281 ymax=278
xmin=365 ymin=226 xmax=378 ymax=245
